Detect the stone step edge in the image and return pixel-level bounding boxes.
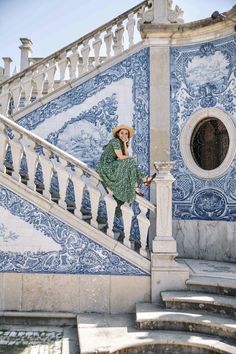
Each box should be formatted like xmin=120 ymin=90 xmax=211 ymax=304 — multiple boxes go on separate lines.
xmin=0 ymin=311 xmax=76 ymax=318
xmin=79 ymin=328 xmax=236 ymax=354
xmin=187 ymin=276 xmax=236 ymax=289
xmin=161 ymin=291 xmax=236 ymax=308
xmin=135 ymin=303 xmax=236 ymax=339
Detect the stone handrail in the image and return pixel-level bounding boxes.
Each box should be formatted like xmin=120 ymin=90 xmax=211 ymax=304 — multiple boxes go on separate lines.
xmin=0 ymin=113 xmax=155 ymax=258
xmin=0 ymin=0 xmax=149 ymax=117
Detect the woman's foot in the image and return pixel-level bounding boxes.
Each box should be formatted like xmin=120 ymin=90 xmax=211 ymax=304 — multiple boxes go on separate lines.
xmin=143 ymin=173 xmax=157 ymax=186
xmin=135 ymin=187 xmax=144 ymax=197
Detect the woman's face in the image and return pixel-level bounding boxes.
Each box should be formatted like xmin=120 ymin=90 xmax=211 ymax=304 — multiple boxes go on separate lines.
xmin=117 ymin=129 xmax=129 ymax=142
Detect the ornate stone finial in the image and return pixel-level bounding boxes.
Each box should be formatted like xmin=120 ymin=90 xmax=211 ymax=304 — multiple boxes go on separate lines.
xmin=139 ymin=0 xmax=184 ymax=25
xmin=154 ymin=161 xmax=175 ymax=177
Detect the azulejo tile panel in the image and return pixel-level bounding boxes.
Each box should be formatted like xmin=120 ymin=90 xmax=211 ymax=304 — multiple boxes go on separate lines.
xmin=17 ymin=48 xmax=150 ymax=175
xmin=170 ymin=35 xmax=236 ymax=221
xmin=0 ymin=184 xmax=149 ymax=275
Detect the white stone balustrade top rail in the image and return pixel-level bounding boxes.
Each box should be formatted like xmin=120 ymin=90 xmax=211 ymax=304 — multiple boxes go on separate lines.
xmin=0 ymin=113 xmax=155 ymax=258
xmin=0 ymin=0 xmax=149 ymax=117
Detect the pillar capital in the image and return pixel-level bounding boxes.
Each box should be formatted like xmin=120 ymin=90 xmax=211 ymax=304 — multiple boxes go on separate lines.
xmin=154 ymin=160 xmax=175 ymax=180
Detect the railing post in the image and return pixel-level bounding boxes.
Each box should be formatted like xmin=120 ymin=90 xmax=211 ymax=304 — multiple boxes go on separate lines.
xmin=151 ymin=161 xmax=189 ymax=303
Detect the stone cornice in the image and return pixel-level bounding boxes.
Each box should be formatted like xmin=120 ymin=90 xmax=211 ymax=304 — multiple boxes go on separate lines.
xmin=140 ymin=5 xmax=236 ymax=44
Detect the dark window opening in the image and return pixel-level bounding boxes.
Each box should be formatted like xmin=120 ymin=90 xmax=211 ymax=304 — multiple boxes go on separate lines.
xmin=191 ymin=118 xmax=229 ymax=170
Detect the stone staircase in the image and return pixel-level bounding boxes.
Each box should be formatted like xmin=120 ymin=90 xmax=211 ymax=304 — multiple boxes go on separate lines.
xmin=76 ymin=265 xmax=236 ymax=353
xmin=0 ymin=112 xmax=155 ymax=264
xmin=135 ymin=275 xmax=236 ymax=353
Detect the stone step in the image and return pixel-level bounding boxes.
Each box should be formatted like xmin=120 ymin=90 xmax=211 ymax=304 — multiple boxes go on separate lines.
xmin=161 ymin=291 xmax=236 ymax=317
xmin=186 ymin=276 xmax=236 ymax=296
xmin=136 ymin=303 xmax=236 ymax=340
xmin=78 ymin=313 xmax=236 ymax=354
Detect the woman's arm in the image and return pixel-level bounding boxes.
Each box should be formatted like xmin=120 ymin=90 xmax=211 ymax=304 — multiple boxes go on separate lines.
xmin=114 ymin=149 xmax=133 ymax=160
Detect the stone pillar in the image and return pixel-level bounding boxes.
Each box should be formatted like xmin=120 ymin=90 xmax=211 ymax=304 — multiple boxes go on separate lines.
xmin=153 ymin=0 xmax=169 ymax=24
xmin=151 ymin=162 xmax=189 ymax=303
xmin=2 ymin=57 xmax=12 ymax=78
xmin=19 ymin=38 xmax=33 ymax=71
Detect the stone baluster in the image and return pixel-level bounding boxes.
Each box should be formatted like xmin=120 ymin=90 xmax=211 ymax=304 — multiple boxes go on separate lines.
xmin=104 ymin=26 xmax=113 ymax=58
xmin=10 ymin=78 xmax=22 ymax=113
xmin=57 ymin=52 xmax=68 ymax=86
xmin=0 ymin=84 xmax=10 ymax=115
xmin=78 ymin=56 xmax=83 ymax=76
xmin=81 ymin=40 xmax=90 ymax=73
xmin=70 ymin=166 xmax=85 ymax=219
xmin=137 ymin=200 xmax=150 ymax=257
xmin=46 ymin=59 xmax=57 ymax=93
xmin=33 ymin=64 xmax=46 ymax=100
xmin=121 ymin=202 xmax=133 ymax=248
xmin=21 ymin=136 xmax=38 ymax=191
xmin=53 ymin=157 xmax=69 ymax=209
xmin=39 ymin=149 xmax=53 ymax=200
xmin=21 ymin=71 xmax=33 ymax=106
xmin=69 ymin=46 xmax=78 ymax=81
xmin=92 ymin=32 xmax=102 ymax=66
xmin=87 ymin=176 xmax=101 ymax=228
xmin=8 ymin=130 xmax=23 ymax=181
xmin=126 ymin=13 xmax=136 ymax=47
xmin=113 ymin=21 xmax=124 ymax=56
xmin=0 ymin=122 xmax=8 ymax=173
xmin=104 ymin=191 xmax=117 ymax=238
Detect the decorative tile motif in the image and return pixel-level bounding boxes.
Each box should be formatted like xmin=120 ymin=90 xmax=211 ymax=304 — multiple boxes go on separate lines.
xmin=17 ymin=48 xmax=150 ymax=176
xmin=0 ymin=223 xmax=19 ymax=242
xmin=14 ymin=48 xmax=150 ymax=241
xmin=170 ymin=35 xmax=236 ymax=221
xmin=0 ymin=184 xmax=149 ymax=275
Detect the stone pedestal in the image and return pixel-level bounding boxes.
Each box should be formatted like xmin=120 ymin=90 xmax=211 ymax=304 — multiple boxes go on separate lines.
xmin=19 ymin=38 xmax=33 ymax=71
xmin=151 ymin=162 xmax=189 ymax=303
xmin=2 ymin=57 xmax=12 ymax=78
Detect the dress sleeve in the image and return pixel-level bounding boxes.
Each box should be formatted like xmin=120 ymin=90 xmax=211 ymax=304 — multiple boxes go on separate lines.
xmin=111 ymin=138 xmax=121 ymax=150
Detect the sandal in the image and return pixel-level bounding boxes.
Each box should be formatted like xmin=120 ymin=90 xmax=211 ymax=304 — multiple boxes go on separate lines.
xmin=135 ymin=187 xmax=144 ymax=197
xmin=143 ymin=173 xmax=157 ymax=187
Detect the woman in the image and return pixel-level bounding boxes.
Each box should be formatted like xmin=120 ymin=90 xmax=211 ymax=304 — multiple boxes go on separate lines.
xmin=97 ymin=124 xmax=155 ymax=208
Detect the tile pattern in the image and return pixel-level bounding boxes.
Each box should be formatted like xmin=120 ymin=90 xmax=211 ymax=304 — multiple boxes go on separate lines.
xmin=17 ymin=48 xmax=150 ymax=176
xmin=0 ymin=184 xmax=149 ymax=275
xmin=170 ymin=35 xmax=236 ymax=221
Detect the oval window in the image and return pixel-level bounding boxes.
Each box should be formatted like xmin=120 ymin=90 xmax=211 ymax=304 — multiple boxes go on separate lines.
xmin=190 ymin=118 xmax=229 ymax=170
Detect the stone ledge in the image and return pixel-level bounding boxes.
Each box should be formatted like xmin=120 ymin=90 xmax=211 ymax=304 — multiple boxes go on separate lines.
xmin=0 ymin=311 xmax=76 ymax=318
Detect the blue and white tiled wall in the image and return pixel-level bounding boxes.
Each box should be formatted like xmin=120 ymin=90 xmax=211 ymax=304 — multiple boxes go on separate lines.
xmin=18 ymin=48 xmax=150 ymax=174
xmin=0 ymin=48 xmax=150 ymax=275
xmin=170 ymin=35 xmax=236 ymax=222
xmin=0 ymin=184 xmax=148 ymax=275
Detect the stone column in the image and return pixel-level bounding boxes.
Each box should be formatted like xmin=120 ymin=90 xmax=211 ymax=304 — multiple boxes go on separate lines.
xmin=151 ymin=161 xmax=189 ymax=303
xmin=19 ymin=38 xmax=33 ymax=71
xmin=2 ymin=57 xmax=12 ymax=78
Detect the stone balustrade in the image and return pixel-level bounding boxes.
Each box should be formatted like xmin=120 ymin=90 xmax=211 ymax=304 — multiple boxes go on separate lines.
xmin=0 ymin=113 xmax=155 ymax=258
xmin=0 ymin=0 xmax=149 ymax=117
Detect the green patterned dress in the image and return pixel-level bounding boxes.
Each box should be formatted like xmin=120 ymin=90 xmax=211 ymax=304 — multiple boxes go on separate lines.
xmin=97 ymin=138 xmax=143 ymax=205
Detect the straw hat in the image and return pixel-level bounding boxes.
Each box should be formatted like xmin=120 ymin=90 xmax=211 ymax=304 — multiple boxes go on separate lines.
xmin=112 ymin=125 xmax=135 ymax=137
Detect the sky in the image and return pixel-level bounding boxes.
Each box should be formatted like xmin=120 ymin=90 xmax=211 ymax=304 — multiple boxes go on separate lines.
xmin=0 ymin=0 xmax=235 ymax=72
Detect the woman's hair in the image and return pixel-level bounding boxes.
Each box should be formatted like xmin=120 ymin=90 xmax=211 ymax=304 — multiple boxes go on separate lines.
xmin=115 ymin=129 xmax=130 ymax=139
xmin=102 ymin=129 xmax=130 ymax=151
